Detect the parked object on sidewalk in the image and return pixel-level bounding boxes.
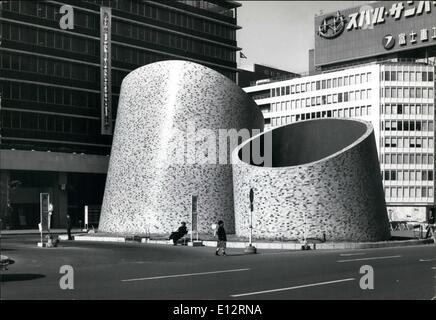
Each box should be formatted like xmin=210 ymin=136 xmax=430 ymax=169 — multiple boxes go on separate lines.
xmin=45 ymin=234 xmax=59 ymax=248
xmin=0 ymin=255 xmax=15 ymax=270
xmin=66 ymin=214 xmax=72 ymax=240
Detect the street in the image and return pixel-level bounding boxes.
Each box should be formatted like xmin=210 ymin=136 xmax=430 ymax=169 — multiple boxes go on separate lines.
xmin=1 ymin=235 xmax=435 ymax=300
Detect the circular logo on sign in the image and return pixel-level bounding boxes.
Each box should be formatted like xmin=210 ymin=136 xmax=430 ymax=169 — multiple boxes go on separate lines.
xmin=318 ymin=11 xmax=346 ymax=39
xmin=382 ymin=34 xmax=395 ymax=50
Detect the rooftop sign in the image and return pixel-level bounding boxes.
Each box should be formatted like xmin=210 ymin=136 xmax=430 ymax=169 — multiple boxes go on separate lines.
xmin=314 ymin=1 xmax=436 ymax=67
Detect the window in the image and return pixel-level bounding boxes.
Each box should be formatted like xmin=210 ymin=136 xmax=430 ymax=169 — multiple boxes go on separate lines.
xmin=410 ymin=71 xmax=415 ymax=82
xmin=422 ymin=71 xmax=427 ymax=81
xmin=385 ymin=88 xmax=391 ymax=98
xmin=397 ymin=71 xmax=403 ymax=81
xmin=384 ymin=71 xmax=390 ymax=81
xmin=385 ymin=171 xmax=390 ymax=180
xmin=410 ymin=88 xmax=415 ymax=98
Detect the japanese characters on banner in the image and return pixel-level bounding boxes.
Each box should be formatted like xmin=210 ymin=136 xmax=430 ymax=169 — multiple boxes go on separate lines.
xmin=100 ymin=7 xmax=112 ymax=135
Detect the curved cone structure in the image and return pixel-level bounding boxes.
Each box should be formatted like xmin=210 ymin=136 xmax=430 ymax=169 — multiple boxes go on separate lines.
xmin=232 ymin=119 xmax=390 ymax=242
xmin=99 ymin=61 xmax=264 ymax=234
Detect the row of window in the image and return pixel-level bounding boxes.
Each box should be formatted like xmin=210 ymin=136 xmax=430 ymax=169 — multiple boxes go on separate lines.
xmin=270 ymin=72 xmax=373 ymax=98
xmin=381 ymin=153 xmax=434 ymax=165
xmin=2 ymin=23 xmax=100 ymax=56
xmin=1 ymin=82 xmax=103 ymax=110
xmin=110 ymin=45 xmax=235 ymax=80
xmin=270 ymin=105 xmax=372 ymax=126
xmin=109 ymin=0 xmax=236 ymax=37
xmin=176 ymin=0 xmax=235 ymax=18
xmin=3 ymin=0 xmax=236 ymax=40
xmin=113 ymin=20 xmax=235 ymax=62
xmin=1 ymin=110 xmax=99 ymax=136
xmin=382 ymin=104 xmax=434 ymax=115
xmin=383 ymin=170 xmax=434 ymax=182
xmin=269 ymin=90 xmax=372 ymax=111
xmin=381 ymin=87 xmax=434 ymax=99
xmin=384 ymin=186 xmax=433 ymax=199
xmin=1 ymin=23 xmax=236 ymax=81
xmin=3 ymin=1 xmax=99 ymax=30
xmin=2 ymin=20 xmax=236 ymax=63
xmin=381 ymin=70 xmax=434 ymax=82
xmin=382 ymin=137 xmax=434 ymax=149
xmin=1 ymin=53 xmax=99 ymax=83
xmin=382 ymin=120 xmax=434 ymax=132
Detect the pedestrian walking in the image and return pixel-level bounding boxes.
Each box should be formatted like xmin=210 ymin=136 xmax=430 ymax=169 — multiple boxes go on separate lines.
xmin=66 ymin=213 xmax=72 ymax=240
xmin=215 ymin=220 xmax=227 ymax=256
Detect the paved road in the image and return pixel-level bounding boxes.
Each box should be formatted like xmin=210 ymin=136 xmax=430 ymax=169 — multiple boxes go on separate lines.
xmin=1 ymin=235 xmax=435 ymax=300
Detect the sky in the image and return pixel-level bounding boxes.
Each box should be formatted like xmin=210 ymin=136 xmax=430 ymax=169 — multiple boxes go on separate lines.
xmin=237 ymin=1 xmax=371 ymax=73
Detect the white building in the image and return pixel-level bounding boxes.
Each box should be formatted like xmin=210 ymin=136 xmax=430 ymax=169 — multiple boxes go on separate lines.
xmin=244 ymin=61 xmax=435 ymax=222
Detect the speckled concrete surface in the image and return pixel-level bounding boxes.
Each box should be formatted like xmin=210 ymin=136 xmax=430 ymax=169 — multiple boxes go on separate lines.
xmin=99 ymin=61 xmax=264 ymax=234
xmin=232 ymin=119 xmax=391 ymax=242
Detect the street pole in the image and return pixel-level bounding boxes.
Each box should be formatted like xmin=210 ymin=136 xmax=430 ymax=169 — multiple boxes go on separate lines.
xmin=249 ymin=205 xmax=252 ymax=246
xmin=245 ymin=188 xmax=256 ymax=254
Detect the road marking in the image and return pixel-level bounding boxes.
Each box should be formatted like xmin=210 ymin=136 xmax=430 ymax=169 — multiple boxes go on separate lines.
xmin=431 ymin=266 xmax=436 ymax=269
xmin=339 ymin=253 xmax=366 ymax=257
xmin=337 ymin=255 xmax=401 ymax=263
xmin=230 ymin=278 xmax=356 ymax=298
xmin=122 ymin=268 xmax=250 ymax=282
xmin=419 ymin=258 xmax=436 ymax=262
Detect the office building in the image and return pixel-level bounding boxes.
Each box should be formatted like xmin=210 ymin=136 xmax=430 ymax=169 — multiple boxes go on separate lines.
xmin=244 ymin=1 xmax=436 ymax=222
xmin=0 ymin=0 xmax=241 ymax=229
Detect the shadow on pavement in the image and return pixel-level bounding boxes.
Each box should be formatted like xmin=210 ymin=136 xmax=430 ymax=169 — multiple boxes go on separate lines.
xmin=218 ymin=253 xmax=248 ymax=257
xmin=0 ymin=274 xmax=45 ymax=282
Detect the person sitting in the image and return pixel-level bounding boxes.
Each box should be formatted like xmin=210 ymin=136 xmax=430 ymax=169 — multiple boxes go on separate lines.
xmin=169 ymin=222 xmax=188 ymax=245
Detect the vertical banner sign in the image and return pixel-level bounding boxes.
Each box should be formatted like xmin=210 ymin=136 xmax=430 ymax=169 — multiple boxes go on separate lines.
xmin=100 ymin=7 xmax=112 ymax=135
xmin=84 ymin=205 xmax=88 ymax=229
xmin=40 ymin=193 xmax=50 ymax=232
xmin=191 ymin=195 xmax=198 ymax=233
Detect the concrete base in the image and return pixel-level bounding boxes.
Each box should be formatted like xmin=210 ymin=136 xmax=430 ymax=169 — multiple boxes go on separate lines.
xmin=244 ymin=245 xmax=257 ymax=254
xmin=37 ymin=242 xmax=46 ymax=247
xmin=71 ymin=234 xmax=435 ymax=250
xmin=190 ymin=241 xmax=203 ymax=247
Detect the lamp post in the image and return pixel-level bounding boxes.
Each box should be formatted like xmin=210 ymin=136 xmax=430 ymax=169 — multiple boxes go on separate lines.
xmin=244 ymin=188 xmax=256 ymax=254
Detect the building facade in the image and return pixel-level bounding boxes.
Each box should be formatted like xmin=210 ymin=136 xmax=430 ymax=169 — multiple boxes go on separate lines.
xmin=0 ymin=0 xmax=241 ymax=229
xmin=244 ymin=0 xmax=436 ymax=223
xmin=237 ymin=63 xmax=299 ymax=88
xmin=244 ymin=61 xmax=435 ymax=222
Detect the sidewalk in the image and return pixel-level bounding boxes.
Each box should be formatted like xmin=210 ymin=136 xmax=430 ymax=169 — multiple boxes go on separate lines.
xmin=0 ymin=228 xmax=85 ymax=235
xmin=69 ymin=231 xmax=435 ymax=250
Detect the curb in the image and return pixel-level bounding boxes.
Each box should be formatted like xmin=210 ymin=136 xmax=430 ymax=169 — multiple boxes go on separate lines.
xmin=69 ymin=234 xmax=435 ymax=250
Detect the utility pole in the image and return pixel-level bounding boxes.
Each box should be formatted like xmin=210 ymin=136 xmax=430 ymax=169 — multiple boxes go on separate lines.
xmin=244 ymin=188 xmax=257 ymax=254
